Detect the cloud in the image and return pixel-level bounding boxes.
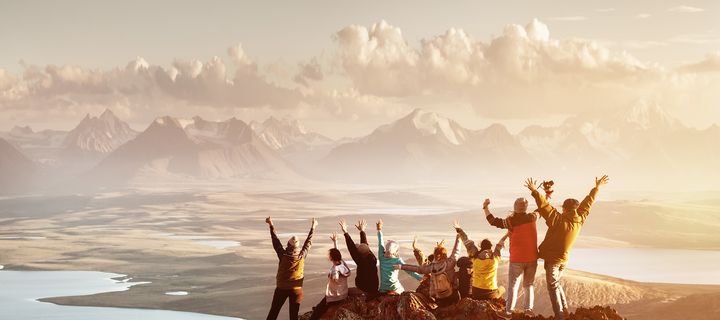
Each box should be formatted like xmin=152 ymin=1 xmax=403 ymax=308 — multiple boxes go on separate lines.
xmin=293 ymin=58 xmax=324 ymax=86
xmin=635 ymin=13 xmax=651 ymax=19
xmin=679 ymin=52 xmax=720 ymax=73
xmin=667 ymin=5 xmax=704 ymax=13
xmin=0 ymin=44 xmax=306 ymax=128
xmin=548 ymin=16 xmax=588 ymax=21
xmin=333 ymin=18 xmax=671 ymax=117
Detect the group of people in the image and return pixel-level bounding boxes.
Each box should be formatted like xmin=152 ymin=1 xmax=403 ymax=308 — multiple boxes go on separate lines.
xmin=264 ymin=175 xmax=610 ymax=320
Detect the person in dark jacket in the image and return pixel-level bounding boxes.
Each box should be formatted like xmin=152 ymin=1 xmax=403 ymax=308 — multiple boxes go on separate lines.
xmin=265 ymin=216 xmax=317 ymax=320
xmin=526 ymin=175 xmax=609 ymax=320
xmin=456 ymin=256 xmax=473 ymax=299
xmin=339 ymin=218 xmax=379 ymax=300
xmin=484 ymin=197 xmax=539 ymax=317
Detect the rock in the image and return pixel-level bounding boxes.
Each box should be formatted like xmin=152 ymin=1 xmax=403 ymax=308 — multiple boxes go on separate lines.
xmin=300 ymin=290 xmax=626 ymax=320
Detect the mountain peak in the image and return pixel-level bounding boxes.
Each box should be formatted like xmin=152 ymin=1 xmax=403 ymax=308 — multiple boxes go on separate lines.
xmin=99 ymin=108 xmax=116 ymax=120
xmin=62 ymin=110 xmax=137 ymax=154
xmin=396 ymin=108 xmax=467 ymax=145
xmin=622 ymin=100 xmax=680 ymax=130
xmin=152 ymin=116 xmax=182 ymax=128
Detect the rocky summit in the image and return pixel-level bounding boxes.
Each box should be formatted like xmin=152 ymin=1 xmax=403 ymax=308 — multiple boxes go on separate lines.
xmin=300 ymin=291 xmax=625 ymax=320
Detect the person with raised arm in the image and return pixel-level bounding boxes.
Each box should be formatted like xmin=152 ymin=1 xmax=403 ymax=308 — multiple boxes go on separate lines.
xmin=409 ymin=235 xmax=435 ymax=299
xmin=339 ymin=218 xmax=379 ymax=300
xmin=526 ymin=175 xmax=610 ymax=320
xmin=376 ymin=219 xmax=422 ymax=295
xmin=484 ymin=197 xmax=539 ymax=317
xmin=455 ymin=220 xmax=509 ymax=304
xmin=265 ymin=217 xmax=317 ymax=320
xmin=308 ymin=233 xmax=351 ymax=320
xmin=394 ymin=233 xmax=462 ymax=307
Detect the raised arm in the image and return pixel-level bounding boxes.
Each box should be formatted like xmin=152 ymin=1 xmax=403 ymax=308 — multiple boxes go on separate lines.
xmin=411 ymin=236 xmax=427 ymax=265
xmin=527 ymin=178 xmax=561 ymax=227
xmin=484 ymin=198 xmax=537 ymax=229
xmin=299 ymin=218 xmax=317 ymax=258
xmin=578 ymin=175 xmax=608 ymax=221
xmin=376 ymin=219 xmax=385 ymax=257
xmin=355 ymin=219 xmax=369 ymax=244
xmin=454 ymin=220 xmax=479 ymax=257
xmin=340 ymin=219 xmax=362 ymax=261
xmin=266 ymin=217 xmax=284 ymax=259
xmin=330 ymin=232 xmax=338 ymax=249
xmin=450 ymin=233 xmax=461 ymax=261
xmin=483 ymin=198 xmax=510 ymax=229
xmin=493 ymin=232 xmax=509 ymax=259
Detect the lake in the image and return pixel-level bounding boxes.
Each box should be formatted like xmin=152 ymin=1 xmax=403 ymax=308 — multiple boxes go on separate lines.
xmin=0 ymin=270 xmax=243 ymax=320
xmin=566 ymin=248 xmax=720 ymax=285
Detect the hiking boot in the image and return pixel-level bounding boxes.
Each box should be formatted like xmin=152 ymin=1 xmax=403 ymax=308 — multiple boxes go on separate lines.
xmin=495 ymin=310 xmax=512 ymax=319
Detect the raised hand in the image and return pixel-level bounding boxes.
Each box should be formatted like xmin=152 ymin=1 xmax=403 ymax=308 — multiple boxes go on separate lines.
xmin=436 ymin=239 xmax=445 ymax=247
xmin=483 ymin=198 xmax=491 ymax=209
xmin=595 ymin=175 xmax=610 ymax=188
xmin=525 ymin=178 xmax=539 ymax=192
xmin=311 ymin=218 xmax=319 ymax=229
xmin=355 ymin=219 xmax=366 ymax=232
xmin=339 ymin=219 xmax=348 ymax=233
xmin=376 ymin=219 xmax=383 ymax=231
xmin=330 ymin=232 xmax=338 ymax=243
xmin=412 ymin=235 xmax=418 ymax=250
xmin=453 ymin=220 xmax=461 ymax=230
xmin=265 ymin=216 xmax=273 ymax=226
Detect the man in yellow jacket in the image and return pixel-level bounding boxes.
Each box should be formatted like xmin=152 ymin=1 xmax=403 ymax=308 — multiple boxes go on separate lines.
xmin=526 ymin=175 xmax=609 ymax=320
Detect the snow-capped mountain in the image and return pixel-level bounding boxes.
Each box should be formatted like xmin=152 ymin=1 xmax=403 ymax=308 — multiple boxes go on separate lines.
xmin=0 ymin=137 xmax=36 ymax=193
xmin=92 ymin=116 xmax=298 ymax=182
xmin=320 ymin=109 xmax=531 ymax=182
xmin=62 ymin=109 xmax=137 ymax=155
xmin=250 ymin=116 xmax=333 ymax=152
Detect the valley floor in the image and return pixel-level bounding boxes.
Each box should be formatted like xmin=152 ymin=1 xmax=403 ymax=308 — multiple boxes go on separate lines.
xmin=1 ymin=182 xmax=719 ymax=319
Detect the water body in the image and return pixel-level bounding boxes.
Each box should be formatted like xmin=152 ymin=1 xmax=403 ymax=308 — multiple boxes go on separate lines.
xmin=567 ymin=248 xmax=720 ymax=285
xmin=0 ymin=270 xmax=242 ymax=320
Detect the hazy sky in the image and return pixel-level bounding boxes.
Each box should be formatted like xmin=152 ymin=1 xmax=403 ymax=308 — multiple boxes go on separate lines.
xmin=1 ymin=0 xmax=719 ymax=137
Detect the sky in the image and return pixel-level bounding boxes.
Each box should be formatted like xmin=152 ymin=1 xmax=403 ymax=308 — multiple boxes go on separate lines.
xmin=1 ymin=0 xmax=719 ymax=138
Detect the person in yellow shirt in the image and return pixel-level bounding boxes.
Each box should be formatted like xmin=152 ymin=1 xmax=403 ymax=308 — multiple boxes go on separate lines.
xmin=454 ymin=221 xmax=509 ymax=301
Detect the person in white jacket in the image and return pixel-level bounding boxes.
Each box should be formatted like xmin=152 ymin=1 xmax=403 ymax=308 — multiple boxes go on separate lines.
xmin=309 ymin=233 xmax=351 ymax=320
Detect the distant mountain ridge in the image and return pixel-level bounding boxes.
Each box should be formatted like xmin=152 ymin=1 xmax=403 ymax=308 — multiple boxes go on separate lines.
xmin=92 ymin=115 xmax=298 ymax=182
xmin=250 ymin=116 xmax=334 ymax=152
xmin=320 ymin=108 xmax=531 ymax=182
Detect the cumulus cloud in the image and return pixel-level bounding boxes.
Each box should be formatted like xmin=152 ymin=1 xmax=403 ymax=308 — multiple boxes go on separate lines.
xmin=293 ymin=58 xmax=324 ymax=86
xmin=667 ymin=5 xmax=704 ymax=13
xmin=0 ymin=44 xmax=306 ymax=128
xmin=635 ymin=13 xmax=651 ymax=19
xmin=333 ymin=19 xmax=671 ymax=117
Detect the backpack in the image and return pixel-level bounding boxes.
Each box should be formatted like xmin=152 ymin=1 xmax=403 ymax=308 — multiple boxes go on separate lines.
xmin=429 ymin=261 xmax=453 ymax=299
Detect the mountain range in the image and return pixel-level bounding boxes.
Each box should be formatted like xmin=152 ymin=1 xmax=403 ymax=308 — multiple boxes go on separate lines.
xmin=1 ymin=103 xmax=717 ymax=191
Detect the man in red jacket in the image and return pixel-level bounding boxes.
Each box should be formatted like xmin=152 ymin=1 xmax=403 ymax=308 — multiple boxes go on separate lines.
xmin=484 ymin=197 xmax=539 ymax=318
